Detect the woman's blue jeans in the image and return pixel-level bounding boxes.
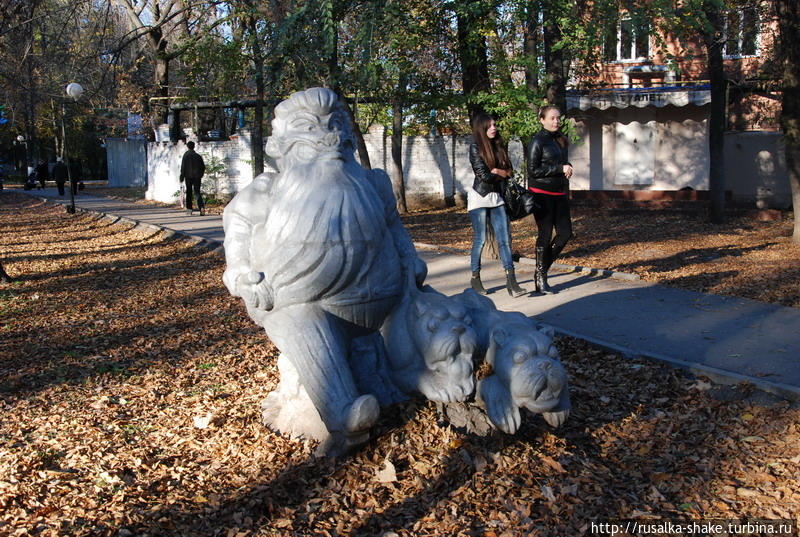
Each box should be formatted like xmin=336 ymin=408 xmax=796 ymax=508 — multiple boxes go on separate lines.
xmin=469 ymin=205 xmax=513 ymax=273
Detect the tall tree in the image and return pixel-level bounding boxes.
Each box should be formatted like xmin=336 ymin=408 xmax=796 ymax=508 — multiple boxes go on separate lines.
xmin=775 ymin=0 xmax=800 ymax=242
xmin=112 ymin=0 xmax=225 ymax=123
xmin=453 ymin=0 xmax=492 ymax=120
xmin=542 ymin=0 xmax=567 ymax=111
xmin=701 ymin=0 xmax=727 ymax=223
xmin=391 ymin=74 xmax=408 ymax=213
xmin=649 ymin=0 xmax=731 ymax=223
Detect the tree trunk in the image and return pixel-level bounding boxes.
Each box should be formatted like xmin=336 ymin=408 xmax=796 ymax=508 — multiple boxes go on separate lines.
xmin=776 ymin=0 xmax=800 ymax=243
xmin=488 ymin=8 xmax=512 ymax=87
xmin=542 ymin=0 xmax=566 ymax=112
xmin=391 ymin=78 xmax=408 ymax=214
xmin=703 ymin=1 xmax=727 ymax=223
xmin=155 ymin=49 xmax=170 ymax=125
xmin=247 ymin=16 xmax=265 ymax=176
xmin=455 ymin=0 xmax=491 ymax=120
xmin=346 ymin=102 xmax=372 ymax=169
xmin=523 ymin=1 xmax=540 ymax=184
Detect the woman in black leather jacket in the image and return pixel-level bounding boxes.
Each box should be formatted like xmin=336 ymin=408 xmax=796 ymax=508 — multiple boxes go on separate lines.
xmin=526 ymin=105 xmax=574 ymax=294
xmin=467 ymin=113 xmax=527 ymax=297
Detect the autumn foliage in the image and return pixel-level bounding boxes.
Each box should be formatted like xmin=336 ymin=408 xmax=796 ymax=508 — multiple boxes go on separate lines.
xmin=1 ymin=193 xmax=798 ymax=536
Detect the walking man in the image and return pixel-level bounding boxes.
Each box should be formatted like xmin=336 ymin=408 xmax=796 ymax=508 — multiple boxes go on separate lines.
xmin=36 ymin=160 xmax=49 ymax=190
xmin=179 ymin=141 xmax=206 ymax=215
xmin=52 ymin=158 xmax=68 ymax=196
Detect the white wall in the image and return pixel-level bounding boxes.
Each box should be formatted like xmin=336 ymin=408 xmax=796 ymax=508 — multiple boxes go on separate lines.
xmin=361 ymin=126 xmax=523 ymax=208
xmin=146 ymin=132 xmax=257 ymax=204
xmin=141 ymin=118 xmax=788 ymax=208
xmin=570 ymin=106 xmax=710 ymax=192
xmin=724 ymin=131 xmax=791 ymax=208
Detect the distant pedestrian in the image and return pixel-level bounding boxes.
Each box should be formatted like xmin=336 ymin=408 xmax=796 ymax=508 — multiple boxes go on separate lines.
xmin=467 ymin=113 xmax=527 ymax=298
xmin=52 ymin=158 xmax=68 ymax=196
xmin=527 ymin=105 xmax=574 ymax=294
xmin=69 ymin=161 xmax=82 ymax=194
xmin=35 ymin=160 xmax=49 ymax=189
xmin=179 ymin=141 xmax=206 ymax=215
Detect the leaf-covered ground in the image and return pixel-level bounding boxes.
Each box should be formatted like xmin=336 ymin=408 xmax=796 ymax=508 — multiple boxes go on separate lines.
xmin=81 ymin=185 xmax=800 ymax=308
xmin=402 ymin=207 xmax=800 ymax=308
xmin=1 ymin=192 xmax=798 ymax=537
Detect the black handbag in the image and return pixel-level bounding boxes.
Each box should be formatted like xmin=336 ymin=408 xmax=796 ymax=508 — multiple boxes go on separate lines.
xmin=503 ymin=180 xmax=537 ymax=221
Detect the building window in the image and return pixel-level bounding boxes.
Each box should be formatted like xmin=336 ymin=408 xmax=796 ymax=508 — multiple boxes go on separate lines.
xmin=604 ymin=18 xmax=649 ymax=62
xmin=724 ymin=7 xmax=758 ymax=58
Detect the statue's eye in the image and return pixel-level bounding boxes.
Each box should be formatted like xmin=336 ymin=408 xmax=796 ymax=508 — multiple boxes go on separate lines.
xmin=427 ymin=319 xmax=440 ymax=333
xmin=306 ymin=124 xmax=317 ymax=131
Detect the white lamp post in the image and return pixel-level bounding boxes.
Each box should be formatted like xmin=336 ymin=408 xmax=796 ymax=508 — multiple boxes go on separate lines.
xmin=15 ymin=135 xmax=29 ymax=173
xmin=63 ymin=82 xmax=83 ymax=214
xmin=66 ymin=82 xmax=84 ymax=100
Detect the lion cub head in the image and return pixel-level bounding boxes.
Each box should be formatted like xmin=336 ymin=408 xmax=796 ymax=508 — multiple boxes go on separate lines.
xmin=479 ymin=318 xmax=571 ymax=434
xmin=382 ymin=289 xmax=477 ymax=403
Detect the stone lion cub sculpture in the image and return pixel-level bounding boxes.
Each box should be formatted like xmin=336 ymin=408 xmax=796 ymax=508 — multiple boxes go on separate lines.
xmin=380 ymin=287 xmax=477 ymax=403
xmin=426 ymin=290 xmax=572 ymax=435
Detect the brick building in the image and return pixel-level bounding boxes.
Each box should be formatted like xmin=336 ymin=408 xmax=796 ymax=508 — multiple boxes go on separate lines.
xmin=565 ymin=2 xmax=789 ymax=207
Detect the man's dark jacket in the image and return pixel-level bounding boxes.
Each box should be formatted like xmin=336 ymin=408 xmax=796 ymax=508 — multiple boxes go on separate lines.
xmin=180 ymin=149 xmax=205 ymax=182
xmin=52 ymin=161 xmax=68 ymax=183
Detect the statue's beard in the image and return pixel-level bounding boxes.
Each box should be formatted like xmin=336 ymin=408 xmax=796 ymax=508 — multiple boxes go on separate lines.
xmin=252 ymin=149 xmax=389 ymax=305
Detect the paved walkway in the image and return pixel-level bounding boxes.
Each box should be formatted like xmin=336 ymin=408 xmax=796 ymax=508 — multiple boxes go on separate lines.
xmin=18 ymin=187 xmax=800 ymax=401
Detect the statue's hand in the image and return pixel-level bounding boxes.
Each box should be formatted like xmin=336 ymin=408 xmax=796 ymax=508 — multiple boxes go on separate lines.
xmin=237 ymin=271 xmax=274 ymax=311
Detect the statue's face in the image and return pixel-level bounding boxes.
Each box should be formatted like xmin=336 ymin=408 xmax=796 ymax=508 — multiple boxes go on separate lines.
xmin=279 ymin=108 xmax=349 ymax=165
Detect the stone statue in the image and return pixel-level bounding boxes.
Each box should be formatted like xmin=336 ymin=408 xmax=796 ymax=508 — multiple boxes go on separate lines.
xmin=223 ymin=88 xmax=570 ymax=455
xmin=439 ymin=290 xmax=571 ymax=435
xmin=380 ymin=287 xmax=477 ymax=403
xmin=222 ymin=88 xmax=426 ymax=454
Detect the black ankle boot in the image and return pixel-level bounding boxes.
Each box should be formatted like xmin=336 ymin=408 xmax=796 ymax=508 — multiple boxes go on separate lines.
xmin=535 ymin=247 xmax=553 ymax=294
xmin=505 ymin=269 xmax=528 ymax=297
xmin=470 ymin=271 xmax=488 ymax=295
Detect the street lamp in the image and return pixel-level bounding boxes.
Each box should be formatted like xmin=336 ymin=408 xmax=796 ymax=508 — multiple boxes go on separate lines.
xmin=15 ymin=135 xmax=29 ymax=174
xmin=63 ymin=82 xmax=83 ymax=214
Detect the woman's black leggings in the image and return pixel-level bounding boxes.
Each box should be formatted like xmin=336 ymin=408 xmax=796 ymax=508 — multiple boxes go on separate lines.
xmin=533 ymin=193 xmax=573 ymax=250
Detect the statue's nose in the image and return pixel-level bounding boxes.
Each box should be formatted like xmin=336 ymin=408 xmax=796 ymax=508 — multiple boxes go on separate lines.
xmin=451 ymin=324 xmax=465 ymax=335
xmin=321 ymin=131 xmax=339 ymax=148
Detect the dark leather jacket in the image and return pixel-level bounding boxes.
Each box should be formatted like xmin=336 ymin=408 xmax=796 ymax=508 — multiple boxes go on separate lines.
xmin=469 ymin=142 xmax=506 ymax=196
xmin=527 ymin=129 xmax=570 ymax=193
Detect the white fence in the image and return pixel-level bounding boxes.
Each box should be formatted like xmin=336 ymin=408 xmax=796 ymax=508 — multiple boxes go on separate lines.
xmin=140 ymin=125 xmax=790 ymax=209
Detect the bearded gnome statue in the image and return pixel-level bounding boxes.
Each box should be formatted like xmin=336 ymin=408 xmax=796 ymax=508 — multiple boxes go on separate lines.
xmin=223 ymin=88 xmax=570 ymax=456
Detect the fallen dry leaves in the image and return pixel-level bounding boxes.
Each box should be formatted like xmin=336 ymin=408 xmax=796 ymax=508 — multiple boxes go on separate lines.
xmin=403 ymin=206 xmax=800 ymax=308
xmin=1 ymin=192 xmax=799 ymax=537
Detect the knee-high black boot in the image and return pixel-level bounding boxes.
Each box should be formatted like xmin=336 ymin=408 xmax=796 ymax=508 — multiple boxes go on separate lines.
xmin=471 ymin=271 xmax=488 ymax=295
xmin=535 ymin=247 xmax=553 ymax=294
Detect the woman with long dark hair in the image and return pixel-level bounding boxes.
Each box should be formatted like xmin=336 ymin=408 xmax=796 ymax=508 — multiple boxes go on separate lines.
xmin=467 ymin=113 xmax=527 ymax=297
xmin=527 ymin=105 xmax=574 ymax=294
